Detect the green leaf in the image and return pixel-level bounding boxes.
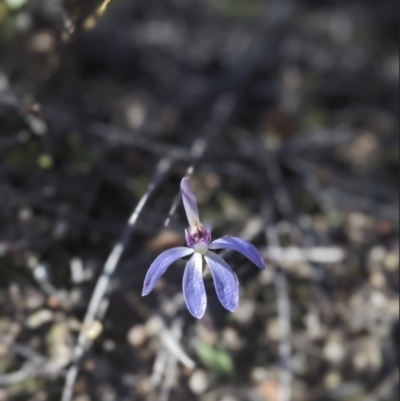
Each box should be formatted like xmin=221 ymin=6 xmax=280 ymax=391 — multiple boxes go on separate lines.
xmin=196 ymin=343 xmax=234 ymax=376
xmin=4 ymin=0 xmax=29 ymax=10
xmin=37 ymin=154 xmax=54 ymax=169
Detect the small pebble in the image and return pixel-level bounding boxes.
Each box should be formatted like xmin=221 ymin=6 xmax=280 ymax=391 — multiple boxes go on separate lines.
xmin=304 ymin=312 xmax=324 ymax=340
xmin=189 ymin=369 xmax=209 ymax=395
xmin=386 ymin=298 xmax=399 ymax=317
xmin=266 ymin=318 xmax=282 ymax=341
xmin=47 ymin=294 xmax=64 ymax=310
xmin=232 ymin=299 xmax=255 ymax=325
xmin=26 ymin=254 xmax=39 ymax=269
xmin=197 ymin=325 xmax=217 ymax=346
xmin=15 ymin=11 xmax=32 ymax=32
xmin=144 ymin=316 xmax=163 ymax=336
xmin=25 ymin=114 xmax=48 ymax=136
xmin=25 ymin=289 xmax=45 ymax=310
xmin=368 ymin=246 xmax=386 ymax=267
xmin=33 ymin=265 xmax=48 ymax=282
xmin=353 ymin=337 xmax=382 ymax=372
xmin=0 ymin=344 xmax=9 ymax=356
xmin=324 ymin=371 xmax=341 ymax=389
xmin=384 ymin=252 xmax=399 ymax=272
xmin=370 ymin=291 xmax=386 ymax=308
xmin=259 ymin=268 xmax=274 ymax=285
xmin=26 ymin=309 xmax=53 ymax=329
xmin=30 ymin=31 xmax=55 ymax=53
xmin=127 ymin=325 xmax=147 ymax=348
xmin=136 ymin=377 xmax=152 ymax=396
xmin=126 ymin=101 xmax=146 ymax=129
xmin=369 ymin=271 xmax=386 ymax=288
xmin=82 ymin=320 xmax=103 ymax=341
xmin=18 ymin=207 xmax=33 ymax=222
xmin=255 ymin=379 xmax=280 ymax=401
xmin=83 ymin=360 xmax=96 ymax=372
xmin=251 ymin=367 xmax=269 ymax=383
xmin=345 ymin=212 xmax=374 ymax=244
xmin=70 ymin=258 xmax=85 ymax=284
xmin=323 ymin=334 xmax=345 ymax=365
xmin=103 ymin=339 xmax=115 ymax=352
xmin=222 ymin=327 xmax=243 ymax=350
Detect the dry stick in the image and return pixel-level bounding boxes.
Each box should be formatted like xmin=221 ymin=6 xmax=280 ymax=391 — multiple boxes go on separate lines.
xmin=0 ymin=341 xmax=67 ymax=386
xmin=296 ymin=214 xmax=327 ymax=340
xmin=60 ymin=157 xmax=172 ymax=401
xmin=262 ymin=147 xmax=293 ymax=401
xmin=89 ymin=122 xmax=191 ymax=162
xmin=149 ymin=314 xmax=196 ymax=379
xmin=158 ymin=318 xmax=184 ymax=401
xmin=265 ymin=223 xmax=292 ymax=401
xmin=267 ymin=246 xmax=344 ymax=264
xmin=159 ymin=322 xmax=195 ymax=369
xmin=0 ymin=359 xmax=68 ymax=386
xmin=151 ymin=348 xmax=169 ymax=387
xmin=164 ymin=94 xmax=236 ymax=228
xmin=0 ymin=339 xmax=49 ymax=386
xmin=150 ymin=315 xmax=196 ymax=385
xmin=0 ymin=365 xmax=39 ymax=386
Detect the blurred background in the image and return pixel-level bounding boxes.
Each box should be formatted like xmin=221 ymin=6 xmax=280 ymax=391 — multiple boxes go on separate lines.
xmin=0 ymin=0 xmax=398 ymax=401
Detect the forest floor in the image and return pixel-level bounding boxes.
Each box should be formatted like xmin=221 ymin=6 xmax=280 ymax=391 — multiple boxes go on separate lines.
xmin=0 ymin=0 xmax=398 ymax=400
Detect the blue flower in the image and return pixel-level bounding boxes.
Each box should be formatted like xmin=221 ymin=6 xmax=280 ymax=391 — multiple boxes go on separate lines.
xmin=142 ymin=178 xmax=266 ymax=319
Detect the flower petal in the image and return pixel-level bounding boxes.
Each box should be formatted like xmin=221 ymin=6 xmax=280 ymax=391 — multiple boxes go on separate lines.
xmin=209 ymin=236 xmax=265 ymax=270
xmin=180 ymin=177 xmax=200 ymax=226
xmin=204 ymin=251 xmax=239 ymax=312
xmin=142 ymin=247 xmax=194 ymax=296
xmin=183 ymin=253 xmax=206 ymax=319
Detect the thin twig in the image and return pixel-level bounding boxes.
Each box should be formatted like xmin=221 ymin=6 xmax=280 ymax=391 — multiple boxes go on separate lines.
xmin=261 ymin=142 xmax=293 ymax=401
xmin=89 ymin=122 xmax=191 ymax=162
xmin=266 ymin=246 xmax=344 ymax=264
xmin=265 ymin=222 xmax=292 ymax=401
xmin=164 ymin=94 xmax=236 ymax=227
xmin=60 ymin=158 xmax=172 ymax=401
xmin=147 ymin=315 xmax=196 ymax=377
xmin=151 ymin=348 xmax=169 ymax=387
xmin=0 ymin=339 xmax=66 ymax=387
xmin=0 ymin=359 xmax=67 ymax=386
xmin=159 ymin=322 xmax=195 ymax=370
xmin=159 ymin=318 xmax=183 ymax=401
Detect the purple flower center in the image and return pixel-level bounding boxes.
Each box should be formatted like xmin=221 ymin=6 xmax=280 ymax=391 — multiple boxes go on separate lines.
xmin=185 ymin=224 xmax=212 ymax=253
